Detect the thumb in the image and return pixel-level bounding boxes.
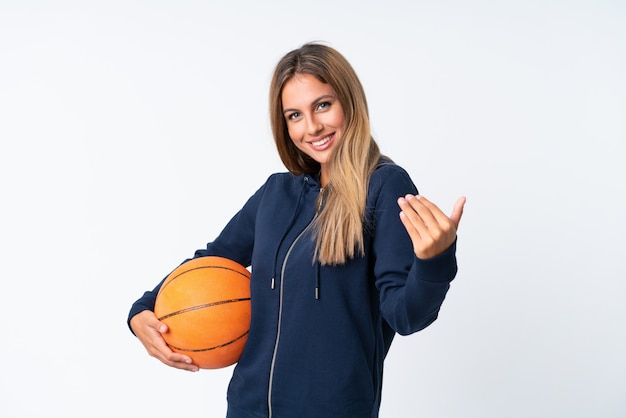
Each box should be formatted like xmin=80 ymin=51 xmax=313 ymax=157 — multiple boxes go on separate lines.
xmin=450 ymin=196 xmax=466 ymax=230
xmin=144 ymin=310 xmax=168 ymax=334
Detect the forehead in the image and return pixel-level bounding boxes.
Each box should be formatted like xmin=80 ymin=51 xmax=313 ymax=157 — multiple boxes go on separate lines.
xmin=281 ymin=74 xmax=336 ymax=106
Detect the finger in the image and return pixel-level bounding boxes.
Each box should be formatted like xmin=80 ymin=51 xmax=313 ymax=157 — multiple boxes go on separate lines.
xmin=165 ymin=352 xmax=200 ymax=372
xmin=397 ymin=196 xmax=425 ymax=238
xmin=399 ymin=208 xmax=421 ymax=243
xmin=449 ymin=196 xmax=466 ymax=229
xmin=152 ymin=337 xmax=199 ymax=372
xmin=412 ymin=194 xmax=465 ymax=232
xmin=405 ymin=194 xmax=441 ymax=231
xmin=157 ymin=322 xmax=168 ymax=334
xmin=140 ymin=310 xmax=169 ymax=334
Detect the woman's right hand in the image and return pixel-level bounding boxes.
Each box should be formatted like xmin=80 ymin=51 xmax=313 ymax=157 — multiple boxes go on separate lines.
xmin=130 ymin=310 xmax=199 ymax=372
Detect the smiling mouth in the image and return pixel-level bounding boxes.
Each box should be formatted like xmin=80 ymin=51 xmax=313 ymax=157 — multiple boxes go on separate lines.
xmin=310 ymin=134 xmax=333 ymax=147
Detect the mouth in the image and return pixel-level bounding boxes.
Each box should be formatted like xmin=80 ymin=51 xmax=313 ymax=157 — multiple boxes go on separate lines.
xmin=309 ymin=134 xmax=333 ymax=148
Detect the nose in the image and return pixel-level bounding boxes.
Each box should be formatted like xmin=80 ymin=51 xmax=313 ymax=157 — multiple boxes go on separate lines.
xmin=306 ymin=115 xmax=323 ymax=136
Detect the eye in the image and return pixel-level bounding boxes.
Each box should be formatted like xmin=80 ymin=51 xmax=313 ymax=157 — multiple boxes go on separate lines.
xmin=287 ymin=112 xmax=301 ymax=121
xmin=316 ymin=102 xmax=331 ymax=111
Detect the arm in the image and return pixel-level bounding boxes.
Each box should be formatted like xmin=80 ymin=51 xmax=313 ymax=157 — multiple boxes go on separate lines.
xmin=371 ymin=167 xmax=464 ymax=335
xmin=127 ymin=180 xmax=267 ymax=369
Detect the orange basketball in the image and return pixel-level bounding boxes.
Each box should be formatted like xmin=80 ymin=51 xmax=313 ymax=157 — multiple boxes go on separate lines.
xmin=154 ymin=256 xmax=251 ymax=369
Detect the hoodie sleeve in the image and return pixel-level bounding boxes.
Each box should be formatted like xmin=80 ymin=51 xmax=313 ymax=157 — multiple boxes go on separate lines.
xmin=370 ymin=165 xmax=458 ymax=336
xmin=126 ymin=178 xmax=269 ymax=332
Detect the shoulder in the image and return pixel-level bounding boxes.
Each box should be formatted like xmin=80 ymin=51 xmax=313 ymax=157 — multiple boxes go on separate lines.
xmin=255 ymin=171 xmax=308 ymax=199
xmin=265 ymin=171 xmax=305 ymax=187
xmin=369 ymin=157 xmax=417 ymax=194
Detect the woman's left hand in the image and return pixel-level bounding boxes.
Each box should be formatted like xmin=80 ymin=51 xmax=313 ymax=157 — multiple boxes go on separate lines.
xmin=398 ymin=194 xmax=466 ymax=259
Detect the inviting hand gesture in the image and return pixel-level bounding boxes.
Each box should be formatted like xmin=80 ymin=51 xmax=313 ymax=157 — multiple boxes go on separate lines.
xmin=398 ymin=194 xmax=466 ymax=259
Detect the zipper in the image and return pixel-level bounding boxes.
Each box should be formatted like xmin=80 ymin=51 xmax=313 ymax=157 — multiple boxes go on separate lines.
xmin=267 ymin=186 xmax=323 ymax=417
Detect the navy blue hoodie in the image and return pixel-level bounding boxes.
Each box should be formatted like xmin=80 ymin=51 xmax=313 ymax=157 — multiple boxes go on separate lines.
xmin=128 ymin=161 xmax=457 ymax=418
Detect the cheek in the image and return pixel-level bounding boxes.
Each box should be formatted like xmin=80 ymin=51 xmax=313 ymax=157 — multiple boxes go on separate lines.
xmin=286 ymin=125 xmax=301 ymax=143
xmin=331 ymin=110 xmax=346 ymax=130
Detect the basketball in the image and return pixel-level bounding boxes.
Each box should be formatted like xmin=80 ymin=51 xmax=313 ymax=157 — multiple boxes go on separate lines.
xmin=154 ymin=256 xmax=251 ymax=369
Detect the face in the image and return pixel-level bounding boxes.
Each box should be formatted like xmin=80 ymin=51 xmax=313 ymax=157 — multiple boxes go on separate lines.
xmin=281 ymin=74 xmax=345 ymax=180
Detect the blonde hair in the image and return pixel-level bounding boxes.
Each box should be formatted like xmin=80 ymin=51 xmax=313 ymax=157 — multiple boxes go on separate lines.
xmin=269 ymin=43 xmax=381 ymax=265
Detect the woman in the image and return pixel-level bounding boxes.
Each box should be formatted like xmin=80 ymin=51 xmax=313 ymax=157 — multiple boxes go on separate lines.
xmin=129 ymin=42 xmax=466 ymax=418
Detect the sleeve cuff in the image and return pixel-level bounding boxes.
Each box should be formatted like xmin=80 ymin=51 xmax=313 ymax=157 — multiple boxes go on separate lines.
xmin=413 ymin=238 xmax=458 ymax=283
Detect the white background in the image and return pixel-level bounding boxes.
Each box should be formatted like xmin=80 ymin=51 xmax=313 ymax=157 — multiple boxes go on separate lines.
xmin=1 ymin=1 xmax=625 ymax=417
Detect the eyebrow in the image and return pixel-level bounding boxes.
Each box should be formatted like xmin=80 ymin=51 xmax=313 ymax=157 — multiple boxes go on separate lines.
xmin=283 ymin=94 xmax=336 ymax=115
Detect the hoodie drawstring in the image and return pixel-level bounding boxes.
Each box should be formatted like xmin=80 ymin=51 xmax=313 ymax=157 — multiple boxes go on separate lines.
xmin=315 ymin=262 xmax=320 ymax=300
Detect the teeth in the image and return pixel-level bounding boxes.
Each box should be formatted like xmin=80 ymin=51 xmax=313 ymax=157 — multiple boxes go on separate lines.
xmin=311 ymin=135 xmax=331 ymax=146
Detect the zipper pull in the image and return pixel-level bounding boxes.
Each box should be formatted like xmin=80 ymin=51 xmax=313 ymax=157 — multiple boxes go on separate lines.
xmin=318 ymin=187 xmax=325 ymax=212
xmin=271 ymin=277 xmax=275 ymax=290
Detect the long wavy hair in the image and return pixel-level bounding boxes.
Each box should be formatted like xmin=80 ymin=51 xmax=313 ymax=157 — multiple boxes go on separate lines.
xmin=269 ymin=42 xmax=381 ymax=265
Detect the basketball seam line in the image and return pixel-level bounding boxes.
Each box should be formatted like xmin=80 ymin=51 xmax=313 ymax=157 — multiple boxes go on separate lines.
xmin=165 ymin=330 xmax=249 ymax=352
xmin=157 ymin=297 xmax=251 ymax=320
xmin=159 ymin=265 xmax=251 ymax=293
